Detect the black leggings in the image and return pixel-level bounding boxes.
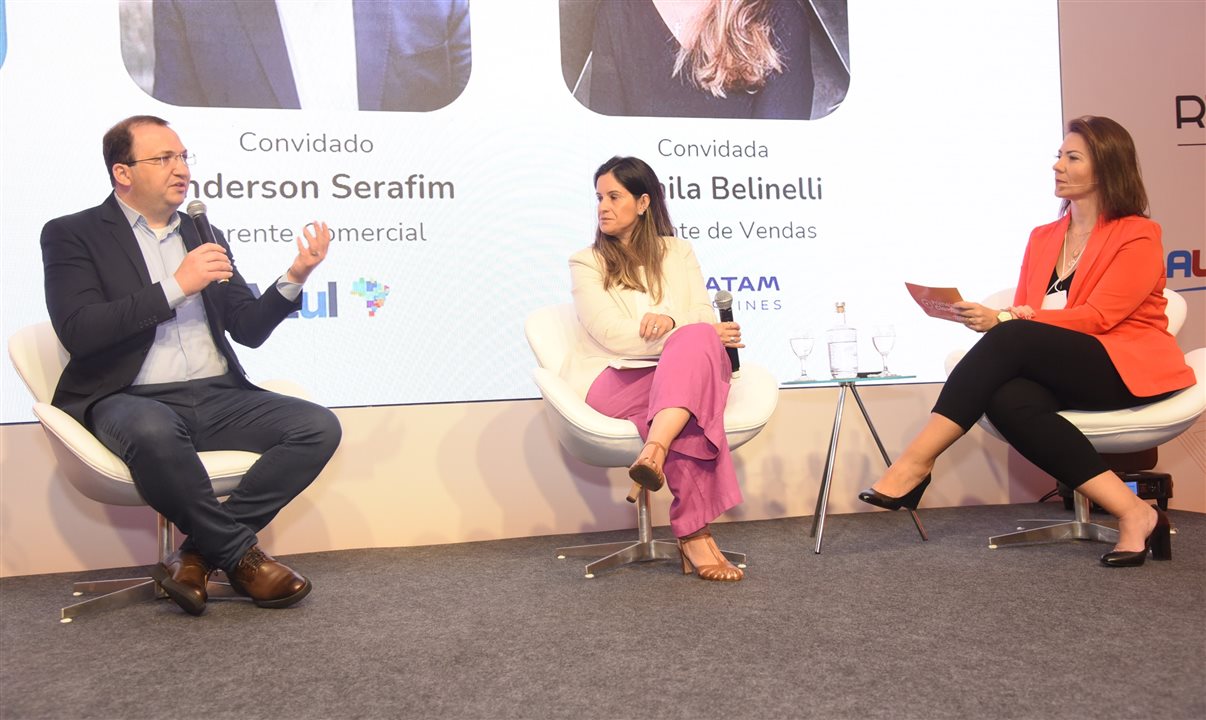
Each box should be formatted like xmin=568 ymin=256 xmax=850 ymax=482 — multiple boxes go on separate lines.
xmin=934 ymin=321 xmax=1171 ymax=488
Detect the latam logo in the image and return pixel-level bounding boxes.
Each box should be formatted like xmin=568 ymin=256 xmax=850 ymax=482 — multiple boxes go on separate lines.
xmin=246 ymin=278 xmax=391 ymax=318
xmin=705 ymin=275 xmax=783 ymax=311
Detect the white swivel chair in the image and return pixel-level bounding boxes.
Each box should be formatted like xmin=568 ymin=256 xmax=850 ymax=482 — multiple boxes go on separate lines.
xmin=8 ymin=322 xmax=309 ymax=622
xmin=525 ymin=305 xmax=779 ymax=577
xmin=944 ymin=289 xmax=1205 ymax=549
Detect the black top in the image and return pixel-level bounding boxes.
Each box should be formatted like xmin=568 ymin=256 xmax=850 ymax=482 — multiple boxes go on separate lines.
xmin=587 ymin=0 xmax=814 ymax=119
xmin=1047 ymin=266 xmax=1076 ymax=295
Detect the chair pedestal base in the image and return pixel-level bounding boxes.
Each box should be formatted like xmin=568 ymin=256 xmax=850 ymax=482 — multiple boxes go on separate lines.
xmin=62 ymin=578 xmax=159 ymax=623
xmin=555 ymin=488 xmax=746 ymax=578
xmin=60 ymin=516 xmax=242 ymax=622
xmin=988 ymin=491 xmax=1119 ymax=549
xmin=61 ymin=576 xmax=240 ymax=623
xmin=556 ymin=539 xmax=681 ymax=578
xmin=988 ymin=520 xmax=1119 ymax=548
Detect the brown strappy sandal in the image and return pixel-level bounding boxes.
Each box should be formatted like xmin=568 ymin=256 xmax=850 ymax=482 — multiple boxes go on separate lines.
xmin=625 ymin=440 xmax=668 ymax=502
xmin=677 ymin=527 xmax=743 ymax=582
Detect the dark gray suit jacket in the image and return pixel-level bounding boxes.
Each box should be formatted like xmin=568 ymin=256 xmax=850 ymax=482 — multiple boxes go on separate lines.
xmin=40 ymin=193 xmax=300 ymax=424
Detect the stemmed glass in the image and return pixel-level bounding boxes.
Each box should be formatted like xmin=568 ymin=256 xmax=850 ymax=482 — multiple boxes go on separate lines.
xmin=872 ymin=324 xmax=896 ymax=377
xmin=789 ymin=331 xmax=815 ymax=380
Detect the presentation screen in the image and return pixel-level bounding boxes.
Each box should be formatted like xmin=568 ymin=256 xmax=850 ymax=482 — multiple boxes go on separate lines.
xmin=0 ymin=1 xmax=1063 ymax=424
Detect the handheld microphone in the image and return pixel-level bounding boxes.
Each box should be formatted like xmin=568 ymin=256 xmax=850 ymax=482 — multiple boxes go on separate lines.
xmin=185 ymin=200 xmax=228 ymax=283
xmin=713 ymin=290 xmax=741 ymax=376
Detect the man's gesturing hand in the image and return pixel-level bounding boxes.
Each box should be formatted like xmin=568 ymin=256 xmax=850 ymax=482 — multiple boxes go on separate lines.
xmin=286 ymin=221 xmax=331 ymax=284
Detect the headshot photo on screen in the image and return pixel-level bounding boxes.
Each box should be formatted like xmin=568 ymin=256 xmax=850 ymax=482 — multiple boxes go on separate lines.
xmin=120 ymin=0 xmax=471 ymax=112
xmin=560 ymin=0 xmax=849 ymax=120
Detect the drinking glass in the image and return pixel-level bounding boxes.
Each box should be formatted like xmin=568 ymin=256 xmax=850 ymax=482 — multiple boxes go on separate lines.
xmin=872 ymin=324 xmax=896 ymax=376
xmin=789 ymin=332 xmax=815 ymax=380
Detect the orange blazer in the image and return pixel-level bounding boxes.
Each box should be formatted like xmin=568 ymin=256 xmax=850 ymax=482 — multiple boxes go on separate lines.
xmin=1014 ymin=214 xmax=1195 ymax=398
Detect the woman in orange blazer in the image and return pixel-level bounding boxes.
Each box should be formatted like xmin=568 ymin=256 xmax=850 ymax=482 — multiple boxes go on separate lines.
xmin=858 ymin=116 xmax=1194 ymax=567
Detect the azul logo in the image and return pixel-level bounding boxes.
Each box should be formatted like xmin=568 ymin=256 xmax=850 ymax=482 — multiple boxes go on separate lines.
xmin=351 ymin=278 xmax=390 ymax=317
xmin=705 ymin=275 xmax=783 ymax=311
xmin=292 ymin=281 xmax=338 ymax=319
xmin=1167 ymin=249 xmax=1205 ymax=280
xmin=247 ymin=281 xmax=339 ymax=318
xmin=246 ymin=278 xmax=391 ymax=318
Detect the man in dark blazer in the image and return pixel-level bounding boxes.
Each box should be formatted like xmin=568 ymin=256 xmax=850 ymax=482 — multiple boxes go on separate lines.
xmin=151 ymin=0 xmax=471 ymax=112
xmin=41 ymin=115 xmax=342 ymax=615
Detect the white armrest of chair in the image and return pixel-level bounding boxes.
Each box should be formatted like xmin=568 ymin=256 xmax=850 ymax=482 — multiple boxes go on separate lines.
xmin=532 ymin=367 xmax=642 ymax=467
xmin=31 ymin=380 xmax=306 ymax=506
xmin=32 ymin=401 xmax=132 ymax=482
xmin=531 ymin=367 xmax=634 ymax=440
xmin=951 ymin=348 xmax=1205 ymax=451
xmin=30 ymin=377 xmax=310 ymax=479
xmin=1071 ymin=347 xmax=1205 ymax=451
xmin=531 ymin=361 xmax=780 ymax=466
xmin=725 ymin=364 xmax=780 ymax=442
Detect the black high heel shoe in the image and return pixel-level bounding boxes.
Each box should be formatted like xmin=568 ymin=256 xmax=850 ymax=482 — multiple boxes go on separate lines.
xmin=1100 ymin=505 xmax=1171 ymax=567
xmin=857 ymin=475 xmax=931 ymax=511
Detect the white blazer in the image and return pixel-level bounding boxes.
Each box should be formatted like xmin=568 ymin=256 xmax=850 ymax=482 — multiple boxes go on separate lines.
xmin=561 ymin=236 xmax=717 ymax=398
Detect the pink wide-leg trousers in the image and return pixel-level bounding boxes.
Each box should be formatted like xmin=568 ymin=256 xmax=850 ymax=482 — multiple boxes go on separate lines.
xmin=585 ymin=323 xmax=742 ymax=537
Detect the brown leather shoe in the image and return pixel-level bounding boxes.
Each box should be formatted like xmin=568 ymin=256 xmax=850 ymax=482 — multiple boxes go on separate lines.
xmin=227 ymin=545 xmax=312 ymax=608
xmin=150 ymin=549 xmax=212 ymax=616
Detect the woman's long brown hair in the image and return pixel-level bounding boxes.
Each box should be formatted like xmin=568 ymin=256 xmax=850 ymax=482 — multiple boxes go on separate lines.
xmin=592 ymin=156 xmax=675 ymax=303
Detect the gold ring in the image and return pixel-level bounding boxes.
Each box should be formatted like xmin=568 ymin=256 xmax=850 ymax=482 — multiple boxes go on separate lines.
xmin=309 ymin=250 xmax=320 ymax=257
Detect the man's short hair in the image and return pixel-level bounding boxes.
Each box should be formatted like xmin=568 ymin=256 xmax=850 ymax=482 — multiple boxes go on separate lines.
xmin=102 ymin=115 xmax=170 ymax=187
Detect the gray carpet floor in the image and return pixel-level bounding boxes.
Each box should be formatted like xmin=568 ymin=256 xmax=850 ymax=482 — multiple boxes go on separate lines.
xmin=2 ymin=503 xmax=1203 ymax=720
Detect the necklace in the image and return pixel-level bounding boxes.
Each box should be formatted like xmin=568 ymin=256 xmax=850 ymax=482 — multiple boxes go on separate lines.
xmin=1069 ymin=240 xmax=1086 ymax=263
xmin=1050 ymin=239 xmax=1082 ymax=295
xmin=1063 ymin=226 xmax=1091 ymax=267
xmin=1058 ymin=227 xmax=1090 ymax=281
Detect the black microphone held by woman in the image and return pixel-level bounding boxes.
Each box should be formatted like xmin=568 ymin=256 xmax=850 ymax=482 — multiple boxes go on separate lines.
xmin=713 ymin=290 xmax=740 ymax=376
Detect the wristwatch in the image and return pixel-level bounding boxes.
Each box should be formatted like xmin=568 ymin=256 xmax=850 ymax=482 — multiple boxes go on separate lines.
xmin=997 ymin=310 xmax=1013 ymax=324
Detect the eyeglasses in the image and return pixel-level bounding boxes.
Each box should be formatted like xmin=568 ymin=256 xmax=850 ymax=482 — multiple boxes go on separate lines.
xmin=124 ymin=152 xmax=195 ymax=168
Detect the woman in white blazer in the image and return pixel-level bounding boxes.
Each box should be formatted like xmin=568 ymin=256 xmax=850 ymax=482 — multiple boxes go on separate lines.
xmin=561 ymin=156 xmax=745 ymax=582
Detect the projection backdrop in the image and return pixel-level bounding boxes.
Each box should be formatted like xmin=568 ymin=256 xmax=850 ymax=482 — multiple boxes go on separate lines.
xmin=0 ymin=1 xmax=1063 ymax=423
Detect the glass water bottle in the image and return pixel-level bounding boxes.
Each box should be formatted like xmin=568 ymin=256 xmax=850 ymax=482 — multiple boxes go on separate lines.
xmin=827 ymin=301 xmax=858 ymax=378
